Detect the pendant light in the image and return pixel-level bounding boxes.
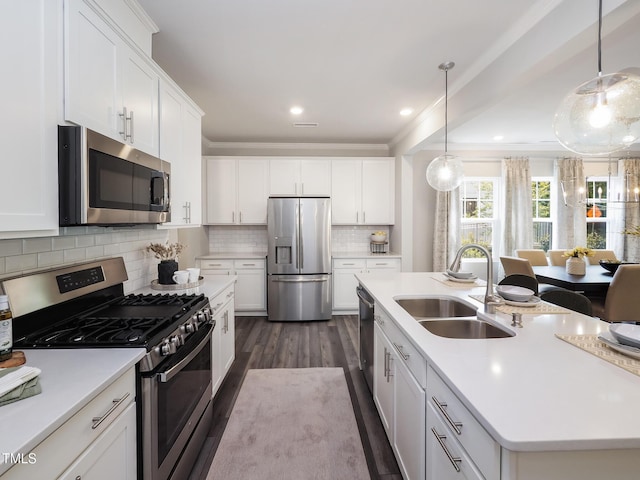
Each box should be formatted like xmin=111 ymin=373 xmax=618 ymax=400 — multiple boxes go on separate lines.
xmin=426 ymin=62 xmax=464 ymax=191
xmin=553 ymin=0 xmax=640 ymax=156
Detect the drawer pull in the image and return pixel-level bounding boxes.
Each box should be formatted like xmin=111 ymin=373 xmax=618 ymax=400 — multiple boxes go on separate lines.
xmin=226 ymin=291 xmax=234 ymax=298
xmin=432 ymin=396 xmax=463 ymax=435
xmin=241 ymin=263 xmax=255 ymax=266
xmin=431 ymin=427 xmax=462 ymax=472
xmin=392 ymin=342 xmax=410 ymax=361
xmin=91 ymin=392 xmax=130 ymax=430
xmin=343 ymin=263 xmax=356 ymax=266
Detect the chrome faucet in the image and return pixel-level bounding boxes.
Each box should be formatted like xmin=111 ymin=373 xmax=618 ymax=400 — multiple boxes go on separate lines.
xmin=448 ymin=243 xmax=502 ymax=309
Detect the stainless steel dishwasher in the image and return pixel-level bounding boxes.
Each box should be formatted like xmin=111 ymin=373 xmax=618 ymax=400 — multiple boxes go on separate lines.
xmin=357 ymin=285 xmax=375 ymax=393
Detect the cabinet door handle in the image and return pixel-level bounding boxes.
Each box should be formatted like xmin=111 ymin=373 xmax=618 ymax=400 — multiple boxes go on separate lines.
xmin=239 ymin=211 xmax=243 ymax=223
xmin=356 ymin=211 xmax=359 ymax=223
xmin=363 ymin=211 xmax=366 ymax=223
xmin=119 ymin=106 xmax=128 ymax=140
xmin=91 ymin=393 xmax=130 ymax=430
xmin=432 ymin=396 xmax=463 ymax=435
xmin=128 ymin=109 xmax=134 ymax=143
xmin=392 ymin=342 xmax=410 ymax=361
xmin=431 ymin=427 xmax=462 ymax=472
xmin=232 ymin=211 xmax=235 ymax=223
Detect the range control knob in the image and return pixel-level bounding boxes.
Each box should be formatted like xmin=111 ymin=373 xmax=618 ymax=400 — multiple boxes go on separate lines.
xmin=170 ymin=335 xmax=183 ymax=349
xmin=181 ymin=322 xmax=195 ymax=334
xmin=159 ymin=340 xmax=172 ymax=356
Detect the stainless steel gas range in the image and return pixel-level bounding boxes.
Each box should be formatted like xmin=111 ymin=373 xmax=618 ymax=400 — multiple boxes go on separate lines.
xmin=2 ymin=257 xmax=214 ymax=480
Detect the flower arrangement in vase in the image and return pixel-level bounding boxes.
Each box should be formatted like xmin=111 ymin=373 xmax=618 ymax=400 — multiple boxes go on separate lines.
xmin=146 ymin=242 xmax=185 ymax=284
xmin=562 ymin=247 xmax=593 ymax=275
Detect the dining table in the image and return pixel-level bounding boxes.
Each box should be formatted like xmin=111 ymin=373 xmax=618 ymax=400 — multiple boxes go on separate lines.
xmin=532 ymin=265 xmax=613 ymax=295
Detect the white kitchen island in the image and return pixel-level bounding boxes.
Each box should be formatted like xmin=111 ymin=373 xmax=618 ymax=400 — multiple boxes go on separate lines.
xmin=357 ymin=271 xmax=640 ymax=480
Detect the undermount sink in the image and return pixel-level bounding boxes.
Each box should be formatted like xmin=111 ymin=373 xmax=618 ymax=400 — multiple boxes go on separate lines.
xmin=395 ymin=296 xmax=514 ymax=339
xmin=418 ymin=318 xmax=514 ymax=339
xmin=395 ymin=297 xmax=477 ymax=319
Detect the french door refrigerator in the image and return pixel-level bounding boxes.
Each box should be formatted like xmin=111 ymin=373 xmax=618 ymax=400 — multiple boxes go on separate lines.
xmin=267 ymin=196 xmax=332 ymax=321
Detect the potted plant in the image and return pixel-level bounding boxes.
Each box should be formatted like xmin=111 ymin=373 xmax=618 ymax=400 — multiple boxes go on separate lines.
xmin=562 ymin=246 xmax=593 ymax=275
xmin=146 ymin=242 xmax=185 ymax=284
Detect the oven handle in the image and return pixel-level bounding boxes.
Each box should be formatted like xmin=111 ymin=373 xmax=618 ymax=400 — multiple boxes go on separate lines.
xmin=158 ymin=323 xmax=212 ymax=383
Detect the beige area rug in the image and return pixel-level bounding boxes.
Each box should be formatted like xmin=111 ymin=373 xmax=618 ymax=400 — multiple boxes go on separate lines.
xmin=207 ymin=367 xmax=370 ymax=480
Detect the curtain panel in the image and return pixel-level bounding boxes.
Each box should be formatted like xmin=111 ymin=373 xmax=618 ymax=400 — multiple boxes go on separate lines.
xmin=611 ymin=158 xmax=640 ymax=261
xmin=432 ymin=189 xmax=461 ymax=271
xmin=554 ymin=157 xmax=587 ymax=249
xmin=502 ymin=157 xmax=533 ymax=256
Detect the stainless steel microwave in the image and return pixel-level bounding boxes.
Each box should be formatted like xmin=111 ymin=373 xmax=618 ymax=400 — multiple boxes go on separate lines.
xmin=58 ymin=126 xmax=170 ymax=226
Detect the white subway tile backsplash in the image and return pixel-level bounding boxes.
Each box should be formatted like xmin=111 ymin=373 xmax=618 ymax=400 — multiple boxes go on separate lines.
xmin=206 ymin=225 xmax=390 ymax=255
xmin=0 ymin=226 xmax=171 ymax=292
xmin=6 ymin=254 xmax=38 ymax=273
xmin=52 ymin=236 xmax=76 ymax=250
xmin=23 ymin=237 xmax=52 ymax=254
xmin=0 ymin=240 xmax=23 ymax=257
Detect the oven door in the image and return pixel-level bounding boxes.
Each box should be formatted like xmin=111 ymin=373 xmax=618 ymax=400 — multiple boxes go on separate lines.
xmin=141 ymin=323 xmax=213 ymax=480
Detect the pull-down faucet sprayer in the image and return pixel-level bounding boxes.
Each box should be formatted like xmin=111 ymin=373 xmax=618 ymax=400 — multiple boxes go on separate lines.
xmin=448 ymin=243 xmax=502 ymax=309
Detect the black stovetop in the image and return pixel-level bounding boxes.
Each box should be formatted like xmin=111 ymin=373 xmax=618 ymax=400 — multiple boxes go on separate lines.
xmin=15 ymin=293 xmax=207 ymax=349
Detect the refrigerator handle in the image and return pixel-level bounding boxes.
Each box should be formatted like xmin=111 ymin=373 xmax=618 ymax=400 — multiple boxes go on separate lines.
xmin=295 ymin=203 xmax=300 ymax=269
xmin=299 ymin=204 xmax=304 ymax=270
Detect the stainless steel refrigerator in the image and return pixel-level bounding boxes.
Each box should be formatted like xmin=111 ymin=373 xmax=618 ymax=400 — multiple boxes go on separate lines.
xmin=267 ymin=196 xmax=332 ymax=321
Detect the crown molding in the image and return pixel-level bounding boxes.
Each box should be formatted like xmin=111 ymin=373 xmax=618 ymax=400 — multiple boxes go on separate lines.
xmin=205 ymin=141 xmax=390 ymax=153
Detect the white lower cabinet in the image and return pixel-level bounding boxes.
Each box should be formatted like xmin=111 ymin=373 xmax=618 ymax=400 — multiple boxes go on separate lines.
xmin=426 ymin=403 xmax=484 ymax=480
xmin=199 ymin=258 xmax=266 ymax=313
xmin=209 ymin=283 xmax=236 ymax=397
xmin=333 ymin=257 xmax=401 ymax=312
xmin=426 ymin=365 xmax=500 ymax=480
xmin=58 ymin=404 xmax=137 ymax=480
xmin=1 ymin=368 xmax=136 ymax=480
xmin=373 ymin=309 xmax=425 ymax=480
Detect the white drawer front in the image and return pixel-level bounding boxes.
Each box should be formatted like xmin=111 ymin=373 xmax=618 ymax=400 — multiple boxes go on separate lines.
xmin=366 ymin=258 xmax=401 ymax=270
xmin=376 ymin=307 xmax=426 ymax=388
xmin=427 ymin=365 xmax=500 ymax=480
xmin=210 ymin=283 xmax=235 ymax=312
xmin=333 ymin=258 xmax=366 ymax=269
xmin=199 ymin=259 xmax=234 ymax=270
xmin=233 ymin=259 xmax=265 ymax=269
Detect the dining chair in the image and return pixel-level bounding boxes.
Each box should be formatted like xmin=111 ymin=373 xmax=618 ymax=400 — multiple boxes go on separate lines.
xmin=515 ymin=249 xmax=549 ymax=266
xmin=500 ymin=256 xmax=535 ymax=277
xmin=587 ymin=249 xmax=618 ymax=265
xmin=602 ymin=264 xmax=640 ymax=322
xmin=498 ymin=274 xmax=539 ymax=295
xmin=540 ymin=289 xmax=593 ymax=316
xmin=547 ymin=250 xmax=568 ymax=266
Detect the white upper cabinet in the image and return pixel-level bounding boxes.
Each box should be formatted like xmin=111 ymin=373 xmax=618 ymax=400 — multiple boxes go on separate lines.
xmin=65 ymin=0 xmax=159 ymax=156
xmin=331 ymin=158 xmax=395 ymax=225
xmin=159 ymin=80 xmax=203 ymax=227
xmin=0 ymin=0 xmax=60 ymax=238
xmin=205 ymin=157 xmax=268 ymax=225
xmin=269 ymin=158 xmax=331 ymax=196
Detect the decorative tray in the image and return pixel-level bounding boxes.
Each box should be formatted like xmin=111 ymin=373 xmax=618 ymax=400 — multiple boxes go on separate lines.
xmin=150 ymin=276 xmax=204 ymax=291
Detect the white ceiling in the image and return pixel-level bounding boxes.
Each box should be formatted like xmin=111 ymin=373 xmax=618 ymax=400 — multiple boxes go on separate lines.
xmin=138 ymin=0 xmax=640 ymax=154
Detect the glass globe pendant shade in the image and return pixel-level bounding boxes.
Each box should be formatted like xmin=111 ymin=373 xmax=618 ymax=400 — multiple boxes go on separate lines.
xmin=426 ymin=154 xmax=464 ymax=191
xmin=553 ymin=72 xmax=640 ymax=155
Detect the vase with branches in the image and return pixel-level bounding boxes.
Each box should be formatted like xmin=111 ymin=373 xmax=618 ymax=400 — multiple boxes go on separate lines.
xmin=146 ymin=242 xmax=185 ymax=284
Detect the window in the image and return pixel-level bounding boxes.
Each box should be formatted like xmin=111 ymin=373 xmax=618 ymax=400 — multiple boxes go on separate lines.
xmin=532 ymin=178 xmax=552 ymax=251
xmin=586 ymin=177 xmax=609 ymax=248
xmin=460 ymin=179 xmax=500 ymax=258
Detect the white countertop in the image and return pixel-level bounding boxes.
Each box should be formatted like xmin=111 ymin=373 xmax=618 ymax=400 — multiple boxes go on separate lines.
xmin=356 ymin=271 xmax=640 ymax=452
xmin=133 ymin=275 xmax=237 ymax=300
xmin=0 ymin=348 xmax=145 ymax=475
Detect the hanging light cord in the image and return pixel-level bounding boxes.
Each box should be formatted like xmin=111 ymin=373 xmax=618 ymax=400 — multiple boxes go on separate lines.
xmin=444 ymin=67 xmax=449 ymax=154
xmin=597 ymin=0 xmax=603 ymax=75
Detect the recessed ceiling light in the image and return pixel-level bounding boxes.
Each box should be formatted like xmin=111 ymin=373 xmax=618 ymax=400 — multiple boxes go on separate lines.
xmin=290 ymin=106 xmax=304 ymax=115
xmin=493 ymin=135 xmax=504 ymax=141
xmin=400 ymin=108 xmax=413 ymax=116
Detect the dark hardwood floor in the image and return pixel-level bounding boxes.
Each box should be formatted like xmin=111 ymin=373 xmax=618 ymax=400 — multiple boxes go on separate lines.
xmin=187 ymin=315 xmax=401 ymax=480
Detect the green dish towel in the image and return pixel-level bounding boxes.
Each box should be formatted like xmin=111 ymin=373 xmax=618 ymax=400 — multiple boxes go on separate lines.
xmin=0 ymin=366 xmax=42 ymax=407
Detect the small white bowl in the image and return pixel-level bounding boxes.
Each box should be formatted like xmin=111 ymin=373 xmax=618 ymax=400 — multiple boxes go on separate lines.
xmin=371 ymin=234 xmax=387 ymax=242
xmin=496 ymin=285 xmax=534 ymax=302
xmin=609 ymin=323 xmax=640 ymax=349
